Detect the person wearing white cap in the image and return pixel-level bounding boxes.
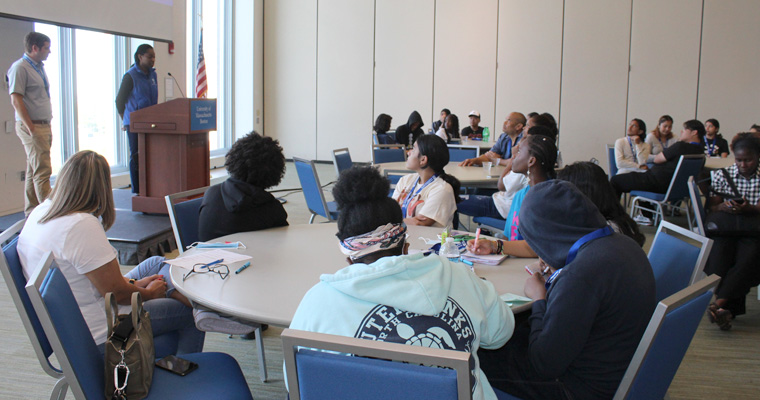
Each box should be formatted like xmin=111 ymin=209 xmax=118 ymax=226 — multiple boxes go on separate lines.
xmin=461 ymin=110 xmax=484 ymax=139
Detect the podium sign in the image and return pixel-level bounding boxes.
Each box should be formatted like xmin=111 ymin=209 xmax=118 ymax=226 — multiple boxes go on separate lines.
xmin=190 ymin=99 xmax=217 ymax=131
xmin=129 ymin=98 xmax=217 ymax=214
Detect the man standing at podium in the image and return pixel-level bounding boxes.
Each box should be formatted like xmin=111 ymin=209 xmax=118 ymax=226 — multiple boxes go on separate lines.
xmin=116 ymin=44 xmax=158 ymax=194
xmin=7 ymin=32 xmax=53 ymax=216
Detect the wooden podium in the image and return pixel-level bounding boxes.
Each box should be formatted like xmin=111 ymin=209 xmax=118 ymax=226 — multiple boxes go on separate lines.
xmin=129 ymin=98 xmax=217 ymax=214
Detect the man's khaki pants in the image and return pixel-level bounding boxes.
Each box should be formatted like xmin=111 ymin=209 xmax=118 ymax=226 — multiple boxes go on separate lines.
xmin=16 ymin=121 xmax=52 ymax=215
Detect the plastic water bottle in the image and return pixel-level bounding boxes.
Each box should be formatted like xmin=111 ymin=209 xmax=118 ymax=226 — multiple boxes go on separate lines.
xmin=483 ymin=126 xmax=490 ymax=142
xmin=440 ymin=237 xmax=460 ymax=263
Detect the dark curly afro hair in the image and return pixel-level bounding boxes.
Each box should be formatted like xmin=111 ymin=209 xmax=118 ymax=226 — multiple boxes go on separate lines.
xmin=225 ymin=131 xmax=285 ymax=189
xmin=332 ymin=166 xmax=403 ymax=241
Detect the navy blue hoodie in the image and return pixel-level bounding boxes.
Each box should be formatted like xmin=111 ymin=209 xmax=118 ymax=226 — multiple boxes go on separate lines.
xmin=519 ymin=180 xmax=656 ymax=400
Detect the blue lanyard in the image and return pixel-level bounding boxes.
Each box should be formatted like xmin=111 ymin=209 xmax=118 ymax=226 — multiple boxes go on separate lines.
xmin=401 ymin=174 xmax=437 ymax=217
xmin=545 ymin=226 xmax=613 ymax=290
xmin=23 ymin=54 xmax=50 ymax=98
xmin=627 ymin=137 xmax=637 ymax=160
xmin=706 ymin=137 xmax=717 ymax=156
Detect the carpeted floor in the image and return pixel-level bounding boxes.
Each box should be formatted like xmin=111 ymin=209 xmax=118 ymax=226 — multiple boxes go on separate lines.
xmin=1 ymin=161 xmax=758 ymax=399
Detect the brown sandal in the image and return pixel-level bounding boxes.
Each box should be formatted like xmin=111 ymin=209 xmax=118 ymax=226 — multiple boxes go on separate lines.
xmin=715 ymin=308 xmax=733 ymax=331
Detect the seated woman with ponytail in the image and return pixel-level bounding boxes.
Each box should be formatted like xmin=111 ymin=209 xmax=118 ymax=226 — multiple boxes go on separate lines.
xmin=289 ymin=166 xmax=514 ymax=400
xmin=466 ymin=134 xmax=557 ymax=258
xmin=392 ymin=135 xmax=461 ymax=228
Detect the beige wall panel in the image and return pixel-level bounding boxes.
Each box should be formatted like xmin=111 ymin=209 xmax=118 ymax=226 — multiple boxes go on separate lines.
xmin=374 ymin=0 xmax=435 ymax=136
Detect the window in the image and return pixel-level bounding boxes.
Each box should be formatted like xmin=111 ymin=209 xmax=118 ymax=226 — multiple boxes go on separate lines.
xmin=75 ymin=29 xmax=118 ymax=166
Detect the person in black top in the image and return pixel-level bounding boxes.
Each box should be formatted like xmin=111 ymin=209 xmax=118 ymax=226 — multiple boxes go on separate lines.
xmin=704 ymin=118 xmax=729 ymax=158
xmin=395 ymin=110 xmax=424 ymax=148
xmin=610 ymin=119 xmax=706 ymax=199
xmin=431 ymin=108 xmax=450 ymax=133
xmin=478 ymin=180 xmax=656 ymax=400
xmin=461 ymin=110 xmax=484 ymax=139
xmin=198 ymin=131 xmax=288 ymax=242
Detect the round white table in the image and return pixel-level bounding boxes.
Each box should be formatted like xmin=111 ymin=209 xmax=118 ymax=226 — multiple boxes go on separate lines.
xmin=377 ymin=162 xmax=505 ymax=188
xmin=170 ymin=224 xmax=535 ymax=327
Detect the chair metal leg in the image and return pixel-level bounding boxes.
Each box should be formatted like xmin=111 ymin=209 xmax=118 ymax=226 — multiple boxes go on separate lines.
xmin=50 ymin=378 xmax=68 ymax=400
xmin=255 ymin=327 xmax=268 ymax=382
xmin=309 ymin=213 xmax=316 ymax=224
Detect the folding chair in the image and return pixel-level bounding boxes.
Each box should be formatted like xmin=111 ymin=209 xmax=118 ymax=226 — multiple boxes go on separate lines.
xmin=25 ymin=252 xmax=253 ymax=400
xmin=0 ymin=219 xmax=69 ymax=400
xmin=648 ymin=221 xmax=713 ymax=302
xmin=294 ymin=157 xmax=339 ymax=223
xmin=372 ymin=144 xmax=407 ymax=164
xmin=613 ymin=275 xmax=720 ymax=400
xmin=282 ymin=329 xmax=473 ymax=400
xmin=165 ymin=186 xmax=209 ymax=253
xmin=606 ymin=144 xmax=618 ymax=179
xmin=448 ymin=145 xmax=479 ymax=162
xmin=629 ymin=154 xmax=705 ymax=230
xmin=332 ymin=148 xmax=353 ymax=177
xmin=687 ymin=176 xmax=707 ymax=236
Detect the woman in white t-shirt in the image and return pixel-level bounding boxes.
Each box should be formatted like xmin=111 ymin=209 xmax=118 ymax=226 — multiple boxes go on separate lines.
xmin=391 ymin=135 xmax=461 ymax=227
xmin=18 ymin=151 xmax=204 ymax=354
xmin=614 ymin=118 xmax=651 ymax=174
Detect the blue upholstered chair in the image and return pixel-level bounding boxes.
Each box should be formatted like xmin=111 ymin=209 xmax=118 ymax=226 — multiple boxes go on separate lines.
xmin=473 ymin=216 xmax=507 ymax=233
xmin=372 ymin=144 xmax=407 ymax=164
xmin=294 ymin=157 xmax=339 ymax=223
xmin=25 ymin=252 xmax=253 ymax=400
xmin=687 ymin=176 xmax=707 ymax=236
xmin=606 ymin=144 xmax=618 ymax=179
xmin=332 ymin=148 xmax=353 ymax=177
xmin=282 ymin=329 xmax=473 ymax=400
xmin=647 ymin=221 xmax=713 ymax=302
xmin=0 ymin=219 xmax=69 ymax=400
xmin=613 ymin=274 xmax=720 ymax=400
xmin=448 ymin=145 xmax=479 ymax=162
xmin=165 ymin=186 xmax=209 ymax=254
xmin=629 ymin=154 xmax=705 ymax=230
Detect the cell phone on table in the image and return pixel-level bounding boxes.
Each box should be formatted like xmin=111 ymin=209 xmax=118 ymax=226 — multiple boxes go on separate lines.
xmin=156 ymin=355 xmax=198 ymax=376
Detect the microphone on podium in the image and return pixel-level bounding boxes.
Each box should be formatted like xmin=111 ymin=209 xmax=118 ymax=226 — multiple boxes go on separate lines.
xmin=167 ymin=72 xmax=186 ymax=98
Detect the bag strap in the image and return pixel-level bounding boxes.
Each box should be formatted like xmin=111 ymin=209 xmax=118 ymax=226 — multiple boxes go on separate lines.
xmin=720 ymin=168 xmax=742 ymax=198
xmin=131 ymin=292 xmax=143 ymax=328
xmin=105 ymin=293 xmax=120 ymax=336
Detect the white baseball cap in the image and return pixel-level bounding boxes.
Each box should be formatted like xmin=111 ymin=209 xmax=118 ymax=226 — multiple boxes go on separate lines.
xmin=468 ymin=110 xmax=481 ymax=118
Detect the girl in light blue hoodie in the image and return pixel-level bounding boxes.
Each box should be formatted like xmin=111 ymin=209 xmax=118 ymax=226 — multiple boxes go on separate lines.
xmin=289 ymin=166 xmax=514 ymax=400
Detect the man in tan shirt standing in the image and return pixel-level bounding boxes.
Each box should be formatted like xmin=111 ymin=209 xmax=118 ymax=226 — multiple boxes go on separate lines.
xmin=7 ymin=32 xmax=53 ymax=215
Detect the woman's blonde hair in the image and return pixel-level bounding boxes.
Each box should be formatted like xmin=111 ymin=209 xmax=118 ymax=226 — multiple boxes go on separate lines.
xmin=40 ymin=150 xmax=115 ymax=230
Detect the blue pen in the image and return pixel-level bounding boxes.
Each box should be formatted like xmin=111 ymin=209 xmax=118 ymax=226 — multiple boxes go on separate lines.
xmin=235 ymin=262 xmax=251 ymax=274
xmin=461 ymin=259 xmax=474 ymax=267
xmin=202 ymin=259 xmax=224 ymax=269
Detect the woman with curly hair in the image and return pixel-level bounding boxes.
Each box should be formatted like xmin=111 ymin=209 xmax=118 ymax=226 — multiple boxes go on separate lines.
xmin=198 ymin=131 xmax=288 ymax=241
xmin=289 ymin=166 xmax=514 ymax=400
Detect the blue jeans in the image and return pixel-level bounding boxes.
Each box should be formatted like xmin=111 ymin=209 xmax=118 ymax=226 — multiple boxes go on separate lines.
xmin=457 ymin=195 xmax=503 ymax=219
xmin=125 ymin=256 xmax=205 ymax=354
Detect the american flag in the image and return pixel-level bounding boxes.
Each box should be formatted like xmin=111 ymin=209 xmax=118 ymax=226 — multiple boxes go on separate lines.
xmin=195 ymin=29 xmax=207 ymax=98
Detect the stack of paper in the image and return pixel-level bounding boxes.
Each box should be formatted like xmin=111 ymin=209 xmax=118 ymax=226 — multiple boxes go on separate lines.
xmin=461 ymin=251 xmax=508 ymax=266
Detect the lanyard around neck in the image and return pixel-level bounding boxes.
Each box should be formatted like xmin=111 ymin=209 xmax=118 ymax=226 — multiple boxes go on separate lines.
xmin=23 ymin=54 xmax=50 ymax=97
xmin=627 ymin=137 xmax=637 ymax=160
xmin=707 ymin=137 xmax=717 ymax=156
xmin=545 ymin=226 xmax=613 ymax=290
xmin=401 ymin=174 xmax=438 ymax=217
